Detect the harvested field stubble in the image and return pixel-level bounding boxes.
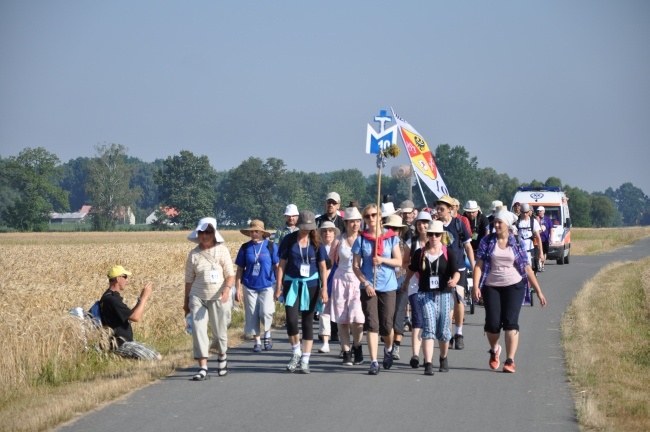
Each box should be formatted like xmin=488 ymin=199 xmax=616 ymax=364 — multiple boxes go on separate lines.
xmin=0 ymin=231 xmax=248 ymax=408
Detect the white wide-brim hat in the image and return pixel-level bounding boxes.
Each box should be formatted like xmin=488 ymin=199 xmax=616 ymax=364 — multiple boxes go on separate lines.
xmin=187 ymin=217 xmax=225 ymax=243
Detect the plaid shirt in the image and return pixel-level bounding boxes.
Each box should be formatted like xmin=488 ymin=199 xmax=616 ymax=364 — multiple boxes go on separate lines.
xmin=476 ymin=233 xmax=530 ymax=290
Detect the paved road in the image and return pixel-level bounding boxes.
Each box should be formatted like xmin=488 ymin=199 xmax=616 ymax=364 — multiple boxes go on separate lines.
xmin=57 ymin=238 xmax=650 ymax=432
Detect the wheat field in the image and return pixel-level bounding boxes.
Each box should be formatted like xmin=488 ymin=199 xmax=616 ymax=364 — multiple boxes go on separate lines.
xmin=0 ymin=230 xmax=249 ymax=427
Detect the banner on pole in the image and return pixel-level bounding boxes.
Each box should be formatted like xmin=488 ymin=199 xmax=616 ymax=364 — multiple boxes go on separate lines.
xmin=390 ymin=107 xmax=449 ymax=198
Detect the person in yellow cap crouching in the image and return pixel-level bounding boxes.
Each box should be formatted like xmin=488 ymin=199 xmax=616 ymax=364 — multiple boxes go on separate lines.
xmin=100 ymin=265 xmax=162 ymax=361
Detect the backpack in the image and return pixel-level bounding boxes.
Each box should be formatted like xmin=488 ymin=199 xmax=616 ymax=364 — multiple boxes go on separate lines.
xmin=88 ymin=300 xmax=103 ymax=328
xmin=241 ymin=239 xmax=276 ymax=261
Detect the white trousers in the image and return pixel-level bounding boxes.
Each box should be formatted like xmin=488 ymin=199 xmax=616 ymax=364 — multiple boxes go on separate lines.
xmin=243 ymin=286 xmax=275 ymax=336
xmin=189 ymin=295 xmax=232 ymax=359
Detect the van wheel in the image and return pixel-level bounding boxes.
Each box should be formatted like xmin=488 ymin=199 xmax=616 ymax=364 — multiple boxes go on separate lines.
xmin=557 ymin=257 xmax=564 ymax=265
xmin=564 ymin=251 xmax=570 ymax=265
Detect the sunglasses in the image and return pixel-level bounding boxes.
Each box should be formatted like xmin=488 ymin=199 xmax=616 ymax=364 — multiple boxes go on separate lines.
xmin=120 ymin=274 xmax=128 ymax=279
xmin=326 ymin=200 xmax=338 ymax=205
xmin=199 ymin=230 xmax=215 ymax=235
xmin=427 ymin=232 xmax=443 ymax=237
xmin=363 ymin=213 xmax=378 ymax=219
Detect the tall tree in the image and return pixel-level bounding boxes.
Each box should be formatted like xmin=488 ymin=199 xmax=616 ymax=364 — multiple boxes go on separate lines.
xmin=607 ymin=182 xmax=648 ymax=226
xmin=589 ymin=195 xmax=618 ymax=227
xmin=434 ymin=144 xmax=482 ymax=205
xmin=2 ymin=147 xmax=69 ymax=231
xmin=155 ymin=150 xmax=217 ymax=228
xmin=563 ymin=185 xmax=591 ymax=227
xmin=59 ymin=156 xmax=91 ymax=211
xmin=86 ymin=144 xmax=141 ymax=230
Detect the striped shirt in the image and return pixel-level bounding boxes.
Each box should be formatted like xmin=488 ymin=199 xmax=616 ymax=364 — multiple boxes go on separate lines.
xmin=185 ymin=244 xmax=235 ymax=300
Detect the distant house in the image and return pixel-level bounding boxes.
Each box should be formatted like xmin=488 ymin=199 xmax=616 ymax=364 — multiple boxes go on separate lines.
xmin=146 ymin=207 xmax=179 ymax=224
xmin=50 ymin=206 xmax=92 ymax=224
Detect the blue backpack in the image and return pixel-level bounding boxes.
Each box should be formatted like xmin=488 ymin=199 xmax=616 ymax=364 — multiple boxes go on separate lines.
xmin=88 ymin=294 xmax=107 ymax=328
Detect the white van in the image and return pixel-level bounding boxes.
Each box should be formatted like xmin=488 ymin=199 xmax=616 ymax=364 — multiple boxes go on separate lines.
xmin=511 ymin=187 xmax=571 ymax=265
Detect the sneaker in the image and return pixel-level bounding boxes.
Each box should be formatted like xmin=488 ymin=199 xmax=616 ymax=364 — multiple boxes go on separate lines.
xmin=300 ymin=360 xmax=310 ymax=374
xmin=342 ymin=350 xmax=353 ymax=366
xmin=318 ymin=344 xmax=330 ymax=353
xmin=382 ymin=347 xmax=394 ymax=369
xmin=439 ymin=356 xmax=449 ymax=372
xmin=454 ymin=334 xmax=465 ymax=350
xmin=488 ymin=345 xmax=502 ymax=370
xmin=424 ymin=362 xmax=434 ymax=376
xmin=286 ymin=353 xmax=301 ymax=373
xmin=392 ymin=345 xmax=401 ymax=360
xmin=368 ymin=361 xmax=380 ymax=375
xmin=449 ymin=336 xmax=454 ymax=349
xmin=263 ymin=337 xmax=273 ymax=351
xmin=253 ymin=343 xmax=262 ymax=353
xmin=410 ymin=355 xmax=420 ymax=369
xmin=313 ymin=312 xmax=320 ymax=322
xmin=338 ymin=350 xmax=344 ymax=359
xmin=503 ymin=358 xmax=516 ymax=373
xmin=353 ymin=345 xmax=364 ymax=365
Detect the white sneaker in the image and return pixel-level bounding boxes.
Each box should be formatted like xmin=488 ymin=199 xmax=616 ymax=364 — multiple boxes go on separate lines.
xmin=318 ymin=344 xmax=330 ymax=353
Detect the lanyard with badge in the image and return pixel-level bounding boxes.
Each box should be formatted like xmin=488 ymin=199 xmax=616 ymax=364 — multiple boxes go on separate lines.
xmin=428 ymin=251 xmax=440 ymax=290
xmin=251 ymin=241 xmax=263 ymax=276
xmin=200 ymin=248 xmax=221 ymax=284
xmin=299 ymin=240 xmax=311 ymax=277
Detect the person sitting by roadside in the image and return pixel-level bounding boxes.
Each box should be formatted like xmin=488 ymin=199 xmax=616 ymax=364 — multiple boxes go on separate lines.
xmin=100 ymin=265 xmax=162 ymax=361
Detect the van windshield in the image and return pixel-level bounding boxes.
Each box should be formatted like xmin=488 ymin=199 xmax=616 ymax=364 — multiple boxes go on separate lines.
xmin=537 ymin=206 xmax=561 ymax=226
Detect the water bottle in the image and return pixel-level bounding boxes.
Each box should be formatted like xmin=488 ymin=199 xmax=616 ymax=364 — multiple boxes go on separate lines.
xmin=185 ymin=314 xmax=193 ymax=335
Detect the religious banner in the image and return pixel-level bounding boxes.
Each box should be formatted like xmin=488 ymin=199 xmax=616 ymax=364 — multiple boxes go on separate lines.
xmin=390 ymin=107 xmax=449 ymax=198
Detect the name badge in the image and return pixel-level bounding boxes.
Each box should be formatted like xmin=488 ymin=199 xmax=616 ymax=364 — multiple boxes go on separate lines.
xmin=251 ymin=262 xmax=261 ymax=276
xmin=300 ymin=263 xmax=310 ymax=277
xmin=429 ymin=276 xmax=440 ymax=290
xmin=210 ymin=270 xmax=219 ymax=284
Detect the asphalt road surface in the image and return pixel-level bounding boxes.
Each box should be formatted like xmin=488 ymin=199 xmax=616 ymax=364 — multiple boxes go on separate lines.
xmin=57 ymin=237 xmax=650 ymax=432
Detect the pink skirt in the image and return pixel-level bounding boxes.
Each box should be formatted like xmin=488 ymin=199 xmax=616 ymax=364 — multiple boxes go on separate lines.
xmin=329 ymin=270 xmax=365 ymax=325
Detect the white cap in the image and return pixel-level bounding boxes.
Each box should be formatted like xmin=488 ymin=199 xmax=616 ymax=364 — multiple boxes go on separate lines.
xmin=490 ymin=200 xmax=503 ymax=211
xmin=537 ymin=206 xmax=545 ymax=212
xmin=326 ymin=192 xmax=340 ymax=203
xmin=284 ymin=204 xmax=299 ymax=216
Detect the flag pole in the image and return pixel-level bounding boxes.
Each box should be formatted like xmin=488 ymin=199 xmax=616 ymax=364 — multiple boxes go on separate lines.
xmin=373 ymin=153 xmax=387 ymax=287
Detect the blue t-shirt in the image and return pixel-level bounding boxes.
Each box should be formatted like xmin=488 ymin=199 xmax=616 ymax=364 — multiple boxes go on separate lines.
xmin=351 ymin=230 xmax=400 ymax=292
xmin=235 ymin=239 xmax=279 ymax=290
xmin=278 ymin=232 xmax=327 ymax=288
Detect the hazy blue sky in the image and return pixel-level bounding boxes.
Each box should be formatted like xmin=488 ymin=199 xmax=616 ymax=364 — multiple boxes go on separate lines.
xmin=1 ymin=1 xmax=648 ymax=195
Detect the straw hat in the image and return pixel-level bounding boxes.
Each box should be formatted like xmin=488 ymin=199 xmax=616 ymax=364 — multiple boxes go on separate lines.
xmin=426 ymin=220 xmax=444 ymax=234
xmin=435 ymin=194 xmax=455 ymax=207
xmin=383 ymin=214 xmax=406 ymax=228
xmin=318 ymin=220 xmax=340 ymax=236
xmin=240 ymin=219 xmax=273 ymax=238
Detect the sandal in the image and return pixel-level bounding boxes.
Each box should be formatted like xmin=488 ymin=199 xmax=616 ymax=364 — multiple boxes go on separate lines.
xmin=263 ymin=337 xmax=273 ymax=351
xmin=192 ymin=367 xmax=210 ymax=381
xmin=217 ymin=356 xmax=228 ymax=376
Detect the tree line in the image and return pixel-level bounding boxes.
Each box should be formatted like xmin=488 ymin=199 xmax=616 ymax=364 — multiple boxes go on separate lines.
xmin=1 ymin=144 xmax=648 ymax=231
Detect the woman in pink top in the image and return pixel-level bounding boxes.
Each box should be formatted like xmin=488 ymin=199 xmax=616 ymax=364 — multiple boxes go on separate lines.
xmin=472 ymin=210 xmax=546 ymax=374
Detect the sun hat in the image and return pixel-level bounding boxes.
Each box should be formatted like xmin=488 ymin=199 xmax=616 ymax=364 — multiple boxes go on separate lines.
xmin=383 ymin=214 xmax=406 ymax=228
xmin=415 ymin=211 xmax=433 ymax=222
xmin=537 ymin=206 xmax=545 ymax=212
xmin=344 ymin=207 xmax=362 ymax=220
xmin=398 ymin=200 xmax=415 ymax=213
xmin=380 ymin=202 xmax=396 ymax=218
xmin=490 ymin=200 xmax=503 ymax=211
xmin=318 ymin=220 xmax=340 ymax=236
xmin=435 ymin=194 xmax=455 ymax=208
xmin=463 ymin=200 xmax=480 ymax=212
xmin=426 ymin=220 xmax=444 ymax=234
xmin=326 ymin=192 xmax=340 ymax=203
xmin=107 ymin=265 xmax=132 ymax=279
xmin=240 ymin=219 xmax=273 ymax=238
xmin=188 ymin=217 xmax=225 ymax=243
xmin=520 ymin=203 xmax=531 ymax=212
xmin=284 ymin=204 xmax=299 ymax=216
xmin=297 ymin=210 xmax=317 ymax=231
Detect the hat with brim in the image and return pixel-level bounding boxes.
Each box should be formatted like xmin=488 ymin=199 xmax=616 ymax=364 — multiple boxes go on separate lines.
xmin=284 ymin=204 xmax=299 ymax=216
xmin=107 ymin=265 xmax=132 ymax=279
xmin=318 ymin=220 xmax=340 ymax=237
xmin=383 ymin=214 xmax=406 ymax=229
xmin=344 ymin=206 xmax=362 ymax=221
xmin=463 ymin=200 xmax=480 ymax=212
xmin=435 ymin=194 xmax=455 ymax=208
xmin=415 ymin=211 xmax=433 ymax=222
xmin=240 ymin=219 xmax=273 ymax=238
xmin=490 ymin=200 xmax=503 ymax=211
xmin=426 ymin=220 xmax=444 ymax=234
xmin=188 ymin=217 xmax=225 ymax=243
xmin=297 ymin=210 xmax=317 ymax=231
xmin=380 ymin=202 xmax=396 ymax=218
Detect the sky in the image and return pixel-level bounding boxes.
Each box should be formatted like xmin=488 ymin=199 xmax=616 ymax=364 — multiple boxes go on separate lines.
xmin=1 ymin=1 xmax=649 ymax=196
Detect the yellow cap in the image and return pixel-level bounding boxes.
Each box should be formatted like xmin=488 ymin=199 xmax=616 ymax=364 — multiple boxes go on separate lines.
xmin=107 ymin=265 xmax=132 ymax=279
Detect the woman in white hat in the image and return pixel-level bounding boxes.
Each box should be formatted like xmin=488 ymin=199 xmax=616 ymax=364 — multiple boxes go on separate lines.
xmin=352 ymin=204 xmax=403 ymax=375
xmin=234 ymin=219 xmax=279 ymax=352
xmin=316 ymin=221 xmax=340 ymax=354
xmin=184 ymin=217 xmax=234 ymax=381
xmin=403 ymin=220 xmax=460 ymax=375
xmin=275 ymin=210 xmax=329 ymax=374
xmin=473 ymin=210 xmax=547 ymax=374
xmin=400 ymin=210 xmax=433 ymax=368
